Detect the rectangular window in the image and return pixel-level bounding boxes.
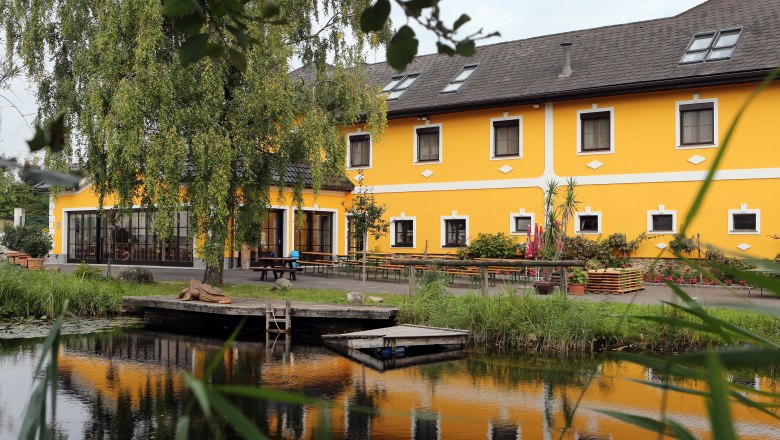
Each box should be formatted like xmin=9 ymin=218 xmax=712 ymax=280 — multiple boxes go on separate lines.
xmin=416 ymin=126 xmax=440 ymax=162
xmin=348 ymin=134 xmax=370 ymax=168
xmin=650 ymin=214 xmax=674 ymax=233
xmin=513 ymin=216 xmax=532 ymax=234
xmin=442 ymin=64 xmax=478 ymax=93
xmin=295 ymin=211 xmax=333 ymax=253
xmin=578 ymin=215 xmax=600 ymax=233
xmin=680 ymin=103 xmax=714 ymax=146
xmin=393 ymin=220 xmax=414 ymax=247
xmin=347 ymin=216 xmax=364 ymax=253
xmin=731 ymin=213 xmax=757 ymax=232
xmin=444 ymin=219 xmax=467 ymax=247
xmin=493 ymin=119 xmax=520 ymax=157
xmin=580 ymin=111 xmax=611 ymax=152
xmin=383 ymin=73 xmax=420 ymax=100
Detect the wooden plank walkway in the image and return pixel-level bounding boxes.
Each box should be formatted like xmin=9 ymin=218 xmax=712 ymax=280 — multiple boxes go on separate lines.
xmin=322 ymin=324 xmax=469 ymax=349
xmin=121 ymin=296 xmax=398 ymax=320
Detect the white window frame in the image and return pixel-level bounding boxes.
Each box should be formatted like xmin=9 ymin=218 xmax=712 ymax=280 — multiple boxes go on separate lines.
xmin=489 ymin=116 xmax=523 ymax=160
xmin=346 ymin=131 xmax=372 ymax=170
xmin=413 ymin=123 xmax=443 ymax=165
xmin=440 ymin=215 xmax=469 ymax=248
xmin=576 ymin=107 xmax=615 ymax=155
xmin=390 ymin=216 xmax=416 ymax=248
xmin=676 ymin=98 xmax=718 ymax=149
xmin=728 ymin=207 xmax=760 ymax=235
xmin=646 ymin=209 xmax=677 ymax=234
xmin=574 ymin=211 xmax=602 ymax=235
xmin=509 ymin=211 xmax=535 ymax=236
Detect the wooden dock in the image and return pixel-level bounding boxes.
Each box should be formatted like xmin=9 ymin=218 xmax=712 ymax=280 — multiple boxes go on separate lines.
xmin=321 ymin=324 xmax=469 ymax=349
xmin=121 ymin=296 xmax=398 ymax=321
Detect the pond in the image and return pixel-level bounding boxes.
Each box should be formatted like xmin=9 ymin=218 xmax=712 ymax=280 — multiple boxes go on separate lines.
xmin=1 ymin=327 xmax=779 ymax=439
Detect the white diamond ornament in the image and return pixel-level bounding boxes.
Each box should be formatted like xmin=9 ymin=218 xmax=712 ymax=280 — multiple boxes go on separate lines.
xmin=736 ymin=243 xmax=751 ymax=251
xmin=688 ymin=155 xmax=706 ymax=165
xmin=420 ymin=169 xmax=434 ymax=178
xmin=498 ymin=165 xmax=513 ymax=174
xmin=354 ymin=174 xmax=364 ymax=182
xmin=656 ymin=242 xmax=668 ymax=250
xmin=587 ymin=160 xmax=603 ymax=170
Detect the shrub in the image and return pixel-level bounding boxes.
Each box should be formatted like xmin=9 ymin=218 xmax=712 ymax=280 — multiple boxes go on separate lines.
xmin=562 ymin=233 xmax=646 ymax=267
xmin=19 ymin=228 xmax=53 ymax=258
xmin=669 ymin=232 xmax=697 ymax=254
xmin=72 ymin=261 xmax=104 ymax=280
xmin=118 ymin=267 xmax=154 ymax=284
xmin=460 ymin=233 xmax=520 ymax=259
xmin=1 ymin=224 xmax=41 ymax=251
xmin=569 ymin=268 xmax=587 ymax=285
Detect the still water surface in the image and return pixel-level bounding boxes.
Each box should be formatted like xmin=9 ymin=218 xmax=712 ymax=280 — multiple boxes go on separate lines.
xmin=1 ymin=327 xmax=779 ymax=439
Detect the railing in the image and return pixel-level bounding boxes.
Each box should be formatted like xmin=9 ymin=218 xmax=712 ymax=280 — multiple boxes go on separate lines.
xmin=391 ymin=258 xmax=586 ymax=296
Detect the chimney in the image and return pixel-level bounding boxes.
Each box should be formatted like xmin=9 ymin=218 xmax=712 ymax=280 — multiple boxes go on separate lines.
xmin=559 ymin=42 xmax=573 ymax=78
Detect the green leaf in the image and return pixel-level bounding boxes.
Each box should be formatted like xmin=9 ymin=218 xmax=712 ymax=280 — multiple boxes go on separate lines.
xmin=162 ymin=0 xmax=195 ymax=17
xmin=46 ymin=114 xmax=67 ymax=152
xmin=228 ymin=48 xmax=247 ymax=72
xmin=27 ymin=126 xmax=46 ymax=152
xmin=402 ymin=0 xmax=436 ymax=17
xmin=174 ymin=13 xmax=206 ymax=36
xmin=594 ymin=409 xmax=674 ymax=437
xmin=704 ymin=351 xmax=738 ymax=440
xmin=205 ymin=43 xmax=224 ymax=59
xmin=179 ymin=33 xmax=209 ymax=66
xmin=210 ymin=3 xmax=228 ymax=17
xmin=214 ymin=385 xmax=329 ymax=407
xmin=664 ymin=418 xmax=698 ymax=440
xmin=175 ymin=416 xmax=190 ymax=440
xmin=181 ymin=372 xmax=212 ymax=417
xmin=261 ymin=3 xmax=280 ymax=17
xmin=436 ymin=42 xmax=455 ymax=56
xmin=386 ymin=25 xmax=418 ymax=71
xmin=452 ymin=14 xmax=470 ymax=30
xmin=455 ymin=40 xmax=476 ymax=57
xmin=360 ymin=0 xmax=391 ymax=33
xmin=19 ymin=167 xmax=82 ymax=188
xmin=207 ymin=390 xmax=270 ymax=440
xmin=204 ymin=317 xmax=247 ymax=379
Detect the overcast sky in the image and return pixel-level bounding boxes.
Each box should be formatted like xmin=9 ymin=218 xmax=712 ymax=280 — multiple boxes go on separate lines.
xmin=0 ymin=0 xmax=706 ymax=161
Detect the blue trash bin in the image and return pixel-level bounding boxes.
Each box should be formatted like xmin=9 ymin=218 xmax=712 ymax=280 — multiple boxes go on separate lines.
xmin=290 ymin=250 xmax=299 ymax=268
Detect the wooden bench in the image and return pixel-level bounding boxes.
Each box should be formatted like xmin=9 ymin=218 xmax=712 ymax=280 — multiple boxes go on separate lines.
xmin=376 ymin=264 xmax=407 ymax=282
xmin=251 ymin=266 xmax=301 ymax=281
xmin=297 ymin=260 xmax=337 ymax=277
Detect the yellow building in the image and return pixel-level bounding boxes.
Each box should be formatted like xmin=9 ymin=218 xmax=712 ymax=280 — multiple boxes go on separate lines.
xmin=48 ymin=0 xmax=780 ymax=267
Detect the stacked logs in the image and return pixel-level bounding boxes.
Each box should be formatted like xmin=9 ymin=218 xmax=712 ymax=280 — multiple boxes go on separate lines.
xmin=178 ymin=279 xmax=233 ymax=304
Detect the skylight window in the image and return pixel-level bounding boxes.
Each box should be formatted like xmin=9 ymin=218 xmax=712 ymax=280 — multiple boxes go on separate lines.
xmin=442 ymin=65 xmax=478 ymax=93
xmin=382 ymin=73 xmax=420 ymax=100
xmin=680 ymin=29 xmax=742 ymax=64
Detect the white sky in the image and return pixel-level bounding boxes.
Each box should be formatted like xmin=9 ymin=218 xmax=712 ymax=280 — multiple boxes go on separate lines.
xmin=0 ymin=0 xmax=706 ymax=161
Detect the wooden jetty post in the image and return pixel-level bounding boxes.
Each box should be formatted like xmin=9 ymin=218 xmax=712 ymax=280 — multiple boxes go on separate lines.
xmin=408 ymin=265 xmax=417 ymax=296
xmin=480 ymin=266 xmax=489 ymax=296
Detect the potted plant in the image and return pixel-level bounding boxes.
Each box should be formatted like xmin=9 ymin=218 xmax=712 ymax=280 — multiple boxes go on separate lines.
xmin=19 ymin=228 xmax=52 ymax=270
xmin=568 ymin=268 xmax=587 ymax=295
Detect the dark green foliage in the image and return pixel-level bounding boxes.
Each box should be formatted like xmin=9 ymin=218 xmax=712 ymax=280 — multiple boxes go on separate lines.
xmin=18 ymin=227 xmax=53 ymax=257
xmin=669 ymin=232 xmax=697 ymax=254
xmin=0 ymin=169 xmax=49 ymax=226
xmin=72 ymin=262 xmax=104 ymax=281
xmin=1 ymin=224 xmax=46 ymax=252
xmin=562 ymin=233 xmax=646 ymax=267
xmin=569 ymin=268 xmax=587 ymax=285
xmin=118 ymin=267 xmax=155 ymax=284
xmin=459 ymin=232 xmax=520 ymax=259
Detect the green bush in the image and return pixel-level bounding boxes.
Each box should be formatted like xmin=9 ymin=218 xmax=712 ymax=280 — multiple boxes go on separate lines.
xmin=1 ymin=224 xmax=41 ymax=251
xmin=459 ymin=232 xmax=520 ymax=259
xmin=669 ymin=232 xmax=697 ymax=254
xmin=118 ymin=267 xmax=154 ymax=284
xmin=19 ymin=228 xmax=53 ymax=258
xmin=562 ymin=233 xmax=646 ymax=267
xmin=72 ymin=262 xmax=104 ymax=280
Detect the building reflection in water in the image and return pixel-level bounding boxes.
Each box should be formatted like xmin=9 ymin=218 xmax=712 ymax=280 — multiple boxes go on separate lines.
xmin=49 ymin=329 xmax=780 ymax=440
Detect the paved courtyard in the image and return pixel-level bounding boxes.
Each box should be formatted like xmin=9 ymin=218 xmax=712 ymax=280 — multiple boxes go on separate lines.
xmin=51 ymin=263 xmax=780 ymax=310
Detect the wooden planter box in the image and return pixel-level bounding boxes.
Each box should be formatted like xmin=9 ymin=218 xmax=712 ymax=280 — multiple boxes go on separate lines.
xmin=568 ymin=283 xmax=585 ymax=295
xmin=586 ymin=269 xmax=644 ymax=294
xmin=26 ymin=258 xmax=44 ymax=270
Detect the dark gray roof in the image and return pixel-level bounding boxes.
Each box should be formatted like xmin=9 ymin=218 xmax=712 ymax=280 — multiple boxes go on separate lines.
xmin=297 ymin=0 xmax=779 ymax=118
xmin=277 ymin=163 xmax=354 ymax=192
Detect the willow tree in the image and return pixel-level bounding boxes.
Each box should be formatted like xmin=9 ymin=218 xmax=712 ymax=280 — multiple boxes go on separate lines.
xmin=2 ymin=0 xmax=387 ymax=284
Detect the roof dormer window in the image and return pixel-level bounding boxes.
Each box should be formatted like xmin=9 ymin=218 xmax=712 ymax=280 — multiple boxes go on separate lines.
xmin=383 ymin=73 xmax=420 ymax=100
xmin=680 ymin=28 xmax=741 ymax=64
xmin=442 ymin=65 xmax=478 ymax=93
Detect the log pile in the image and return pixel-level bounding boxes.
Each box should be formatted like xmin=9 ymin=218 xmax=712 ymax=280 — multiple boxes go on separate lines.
xmin=178 ymin=280 xmax=233 ymax=304
xmin=586 ymin=269 xmax=644 ymax=294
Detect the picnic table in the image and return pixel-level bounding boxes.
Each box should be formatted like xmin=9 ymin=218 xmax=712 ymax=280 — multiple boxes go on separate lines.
xmin=745 ymin=266 xmax=780 ymax=296
xmin=251 ymin=257 xmax=300 ymax=281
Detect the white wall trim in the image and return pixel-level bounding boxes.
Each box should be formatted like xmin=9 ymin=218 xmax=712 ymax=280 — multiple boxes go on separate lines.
xmin=574 ymin=211 xmax=602 ymax=235
xmin=356 ymin=168 xmax=780 ymax=194
xmin=728 ymin=207 xmax=760 ymax=235
xmin=509 ymin=210 xmax=535 ymax=236
xmin=675 ymin=97 xmax=718 ymax=149
xmin=489 ymin=115 xmax=523 ymax=160
xmin=346 ymin=131 xmax=373 ymax=170
xmin=440 ymin=214 xmax=469 ymax=248
xmin=390 ymin=216 xmax=417 ymax=248
xmin=576 ymin=107 xmax=615 ymax=155
xmin=413 ymin=123 xmax=443 ymax=165
xmin=646 ymin=208 xmax=678 ymax=234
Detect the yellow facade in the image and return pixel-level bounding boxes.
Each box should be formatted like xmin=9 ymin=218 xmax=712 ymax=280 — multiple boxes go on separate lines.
xmin=49 ymin=81 xmax=780 ymax=264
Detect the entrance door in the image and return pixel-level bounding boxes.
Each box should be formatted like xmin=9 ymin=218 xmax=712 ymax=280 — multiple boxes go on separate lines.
xmin=294 ymin=211 xmax=333 ymax=254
